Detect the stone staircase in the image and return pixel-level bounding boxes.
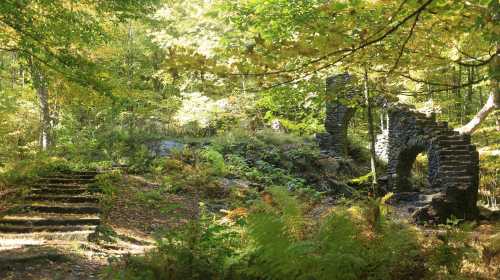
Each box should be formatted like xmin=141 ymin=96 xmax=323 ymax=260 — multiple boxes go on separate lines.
xmin=378 ymin=107 xmax=479 ymax=223
xmin=415 ymin=118 xmax=479 ymax=222
xmin=0 ymin=171 xmax=101 ymax=248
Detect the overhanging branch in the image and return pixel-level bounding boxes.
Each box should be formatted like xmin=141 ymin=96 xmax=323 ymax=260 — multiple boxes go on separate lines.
xmin=229 ymin=0 xmax=435 ymax=77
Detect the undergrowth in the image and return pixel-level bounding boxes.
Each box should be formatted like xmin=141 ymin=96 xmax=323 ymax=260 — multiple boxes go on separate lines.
xmin=104 ymin=187 xmax=449 ymax=280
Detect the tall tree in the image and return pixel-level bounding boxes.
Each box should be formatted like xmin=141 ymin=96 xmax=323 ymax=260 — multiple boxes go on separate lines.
xmin=457 ymin=0 xmax=499 ymax=134
xmin=0 ymin=0 xmax=161 ymax=149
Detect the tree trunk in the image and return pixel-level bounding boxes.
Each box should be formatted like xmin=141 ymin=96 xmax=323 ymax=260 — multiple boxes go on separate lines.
xmin=466 ymin=66 xmax=473 ymax=116
xmin=458 ymin=0 xmax=499 ymax=135
xmin=456 ymin=44 xmax=499 ymax=135
xmin=457 ymin=92 xmax=499 ymax=134
xmin=29 ymin=58 xmax=51 ymax=150
xmin=479 ymin=86 xmax=484 ymax=107
xmin=455 ymin=65 xmax=464 ymax=125
xmin=364 ymin=66 xmax=377 ymax=190
xmin=497 ymin=113 xmax=500 ymax=132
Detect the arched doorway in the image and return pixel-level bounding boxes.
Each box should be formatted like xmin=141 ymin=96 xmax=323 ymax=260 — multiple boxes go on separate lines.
xmin=383 ymin=107 xmax=479 ymax=222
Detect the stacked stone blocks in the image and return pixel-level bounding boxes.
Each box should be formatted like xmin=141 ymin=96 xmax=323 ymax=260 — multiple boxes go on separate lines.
xmin=382 ymin=106 xmax=479 ymax=222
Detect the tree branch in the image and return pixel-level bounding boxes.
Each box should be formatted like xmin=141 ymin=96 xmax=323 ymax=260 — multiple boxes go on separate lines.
xmin=400 ymin=73 xmax=488 ymax=88
xmin=388 ymin=10 xmax=420 ymax=74
xmin=406 ymin=48 xmax=496 ymax=67
xmin=229 ymin=0 xmax=435 ymax=77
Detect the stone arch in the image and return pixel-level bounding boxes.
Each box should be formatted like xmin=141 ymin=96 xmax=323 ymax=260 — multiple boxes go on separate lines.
xmin=379 ymin=106 xmax=479 ymax=222
xmin=316 ymin=74 xmax=479 ymax=223
xmin=392 ymin=139 xmax=427 ymax=190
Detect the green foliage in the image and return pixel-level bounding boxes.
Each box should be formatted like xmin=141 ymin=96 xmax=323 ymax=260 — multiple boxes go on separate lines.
xmin=201 ymin=147 xmax=227 ymax=176
xmin=94 ymin=171 xmax=122 ymax=213
xmin=426 ymin=220 xmax=480 ymax=279
xmin=103 ymin=204 xmax=247 ymax=280
xmin=245 ymin=187 xmax=421 ymax=280
xmin=0 ymin=1 xmax=497 ymax=278
xmin=0 ymin=154 xmax=73 ymax=186
xmin=478 ymin=151 xmax=499 ymax=208
xmin=105 ymin=187 xmax=426 ymax=280
xmin=255 ymin=83 xmax=324 ymax=135
xmin=349 ymin=172 xmax=374 ymax=187
xmin=211 ymin=129 xmax=319 ymax=190
xmin=151 ymin=148 xmax=225 ymax=198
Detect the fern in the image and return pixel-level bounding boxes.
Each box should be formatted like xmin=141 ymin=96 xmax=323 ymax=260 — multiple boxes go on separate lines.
xmin=201 ymin=147 xmax=226 ymax=175
xmin=246 ymin=188 xmax=421 ymax=280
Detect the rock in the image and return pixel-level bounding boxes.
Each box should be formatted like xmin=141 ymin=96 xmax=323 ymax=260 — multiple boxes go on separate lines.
xmin=316 ymin=178 xmax=354 ymax=197
xmin=219 ymin=178 xmax=252 ymax=190
xmin=478 ymin=205 xmax=500 ymax=221
xmin=316 ymin=74 xmax=480 ymax=224
xmin=270 ymin=119 xmax=285 ymax=132
xmin=150 ymin=140 xmax=185 ymax=157
xmin=316 ymin=156 xmax=340 ymax=175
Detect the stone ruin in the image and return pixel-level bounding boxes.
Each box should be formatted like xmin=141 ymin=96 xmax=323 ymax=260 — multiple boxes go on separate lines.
xmin=319 ymin=74 xmax=480 ymax=223
xmin=317 ymin=73 xmax=358 ymax=157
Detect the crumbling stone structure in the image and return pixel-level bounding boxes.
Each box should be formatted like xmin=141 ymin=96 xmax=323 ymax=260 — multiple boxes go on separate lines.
xmin=317 ymin=73 xmax=358 ymax=157
xmin=378 ymin=106 xmax=480 ymax=223
xmin=317 ymin=75 xmax=480 ymax=223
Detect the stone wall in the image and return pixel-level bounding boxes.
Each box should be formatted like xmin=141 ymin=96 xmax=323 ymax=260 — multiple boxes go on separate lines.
xmin=317 ymin=73 xmax=358 ymax=157
xmin=377 ymin=105 xmax=479 ymax=223
xmin=316 ymin=74 xmax=479 ymax=223
xmin=375 ymin=129 xmax=389 ymax=162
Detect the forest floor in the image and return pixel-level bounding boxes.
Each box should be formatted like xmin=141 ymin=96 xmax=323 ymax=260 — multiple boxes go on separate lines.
xmin=0 ymin=127 xmax=498 ymax=279
xmin=1 ymin=172 xmax=499 ymax=279
xmin=0 ymin=175 xmax=198 ymax=280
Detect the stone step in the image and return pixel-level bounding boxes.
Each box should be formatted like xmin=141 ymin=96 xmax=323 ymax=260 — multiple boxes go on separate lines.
xmin=439 ymin=150 xmax=473 ymax=156
xmin=436 ymin=134 xmax=465 ymax=141
xmin=439 ymin=160 xmax=474 ymax=166
xmin=418 ymin=193 xmax=444 ymax=202
xmin=440 ymin=170 xmax=470 ymax=177
xmin=438 ymin=139 xmax=469 ymax=145
xmin=74 ymin=170 xmax=100 ymax=175
xmin=0 ymin=214 xmax=100 ymax=227
xmin=37 ymin=178 xmax=95 ymax=184
xmin=440 ymin=162 xmax=471 ymax=168
xmin=439 ymin=154 xmax=473 ymax=161
xmin=438 ymin=129 xmax=460 ymax=135
xmin=0 ymin=171 xmax=103 ymax=246
xmin=50 ymin=173 xmax=97 ymax=179
xmin=434 ymin=134 xmax=456 ymax=140
xmin=31 ymin=188 xmax=90 ymax=195
xmin=0 ymin=231 xmax=94 ymax=244
xmin=0 ymin=224 xmax=97 ymax=234
xmin=25 ymin=203 xmax=100 ymax=215
xmin=440 ymin=166 xmax=471 ymax=172
xmin=26 ymin=195 xmax=99 ymax=204
xmin=0 ymin=216 xmax=101 ymax=227
xmin=445 ymin=184 xmax=472 ymax=192
xmin=413 ymin=201 xmax=430 ymax=207
xmin=441 ymin=176 xmax=474 ymax=184
xmin=441 ymin=145 xmax=474 ymax=151
xmin=31 ymin=183 xmax=88 ymax=189
xmin=416 ymin=120 xmax=436 ymax=127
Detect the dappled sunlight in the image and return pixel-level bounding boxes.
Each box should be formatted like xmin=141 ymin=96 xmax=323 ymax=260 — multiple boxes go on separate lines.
xmin=0 ymin=0 xmax=499 ymax=279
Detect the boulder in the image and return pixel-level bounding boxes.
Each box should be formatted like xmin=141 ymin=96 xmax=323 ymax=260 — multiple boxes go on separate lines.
xmin=150 ymin=140 xmax=185 ymax=157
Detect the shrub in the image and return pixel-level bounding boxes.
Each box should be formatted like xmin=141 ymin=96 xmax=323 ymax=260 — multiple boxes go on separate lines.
xmin=104 ymin=188 xmax=422 ymax=280
xmin=201 ymin=147 xmax=226 ymax=176
xmin=245 ymin=187 xmax=422 ymax=280
xmin=0 ymin=154 xmax=73 ymax=186
xmin=425 ymin=220 xmax=480 ymax=279
xmin=94 ymin=171 xmax=122 ymax=214
xmin=103 ymin=204 xmax=248 ymax=280
xmin=151 ymin=148 xmax=225 ymax=198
